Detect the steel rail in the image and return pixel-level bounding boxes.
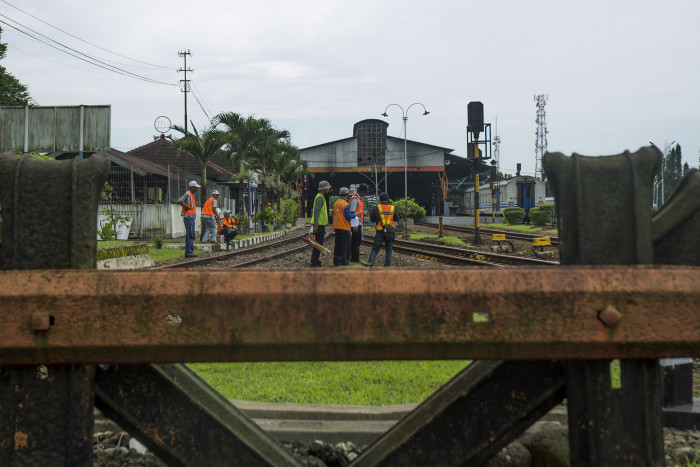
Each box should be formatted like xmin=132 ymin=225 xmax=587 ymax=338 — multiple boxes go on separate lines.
xmin=160 ymin=231 xmax=307 ymax=269
xmin=361 ymin=236 xmax=503 ymax=267
xmin=365 ymin=234 xmax=557 ymax=266
xmin=0 ymin=266 xmax=698 ymax=365
xmin=416 ymin=222 xmax=560 ymax=246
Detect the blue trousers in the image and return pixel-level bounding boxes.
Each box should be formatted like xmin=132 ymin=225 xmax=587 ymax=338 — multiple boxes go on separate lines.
xmin=184 ymin=217 xmax=196 ymax=256
xmin=368 ymin=231 xmax=393 ymax=266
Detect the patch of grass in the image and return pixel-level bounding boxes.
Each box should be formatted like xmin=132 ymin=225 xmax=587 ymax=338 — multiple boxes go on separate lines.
xmin=494 ymin=223 xmax=557 ymax=234
xmin=408 ymin=233 xmax=467 ymax=247
xmin=148 ymin=246 xmax=205 ymax=263
xmin=408 ymin=233 xmax=437 ymax=240
xmin=439 ymin=236 xmax=467 ymax=247
xmin=189 ymin=361 xmax=470 ymax=405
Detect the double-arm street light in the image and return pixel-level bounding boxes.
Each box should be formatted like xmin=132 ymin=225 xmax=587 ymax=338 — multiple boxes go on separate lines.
xmin=382 ymin=103 xmax=430 ymax=236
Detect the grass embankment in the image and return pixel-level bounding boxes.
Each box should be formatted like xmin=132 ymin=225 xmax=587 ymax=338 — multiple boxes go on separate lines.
xmin=189 ymin=361 xmax=470 ymax=405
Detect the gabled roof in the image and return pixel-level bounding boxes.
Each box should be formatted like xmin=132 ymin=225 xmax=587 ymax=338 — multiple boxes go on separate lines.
xmin=108 ymin=148 xmax=168 ymax=177
xmin=127 ymin=134 xmax=235 ymax=181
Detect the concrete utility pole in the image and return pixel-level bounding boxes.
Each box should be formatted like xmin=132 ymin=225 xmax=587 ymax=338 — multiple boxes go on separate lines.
xmin=178 ymin=50 xmax=193 ymax=137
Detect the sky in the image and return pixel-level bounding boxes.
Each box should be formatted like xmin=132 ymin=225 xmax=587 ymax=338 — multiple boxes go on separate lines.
xmin=2 ymin=0 xmax=699 ymax=177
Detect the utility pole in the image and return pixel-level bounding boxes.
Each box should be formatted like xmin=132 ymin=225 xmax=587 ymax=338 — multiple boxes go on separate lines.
xmin=178 ymin=50 xmax=193 ymax=182
xmin=178 ymin=50 xmax=193 ymax=137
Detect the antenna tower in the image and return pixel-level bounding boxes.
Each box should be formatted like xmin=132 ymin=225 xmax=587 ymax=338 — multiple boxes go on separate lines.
xmin=178 ymin=50 xmax=193 ymax=136
xmin=534 ymin=94 xmax=548 ymax=179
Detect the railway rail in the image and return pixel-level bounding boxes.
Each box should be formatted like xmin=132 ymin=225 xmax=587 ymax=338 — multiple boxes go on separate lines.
xmin=364 ymin=234 xmax=558 ymax=266
xmin=160 ymin=229 xmax=309 ymax=269
xmin=416 ymin=222 xmax=560 ymax=246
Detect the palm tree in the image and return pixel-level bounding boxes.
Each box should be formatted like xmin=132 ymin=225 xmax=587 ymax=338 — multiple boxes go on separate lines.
xmin=169 ymin=121 xmax=228 ymax=201
xmin=215 ymin=113 xmax=296 ymax=209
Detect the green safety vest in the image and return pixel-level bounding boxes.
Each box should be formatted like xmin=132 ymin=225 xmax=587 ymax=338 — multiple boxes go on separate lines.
xmin=311 ymin=193 xmax=328 ymax=226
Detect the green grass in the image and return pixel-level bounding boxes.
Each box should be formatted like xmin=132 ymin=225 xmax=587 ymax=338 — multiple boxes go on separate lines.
xmin=189 ymin=361 xmax=470 ymax=405
xmin=496 ymin=223 xmax=558 ymax=234
xmin=147 ymin=246 xmax=204 ymax=262
xmin=409 ymin=233 xmax=467 ymax=247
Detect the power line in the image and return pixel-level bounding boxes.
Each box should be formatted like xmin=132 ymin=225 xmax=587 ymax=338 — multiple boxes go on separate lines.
xmin=0 ymin=16 xmax=178 ymax=86
xmin=0 ymin=0 xmax=172 ymax=70
xmin=190 ymin=81 xmax=215 ymax=119
xmin=190 ymin=85 xmax=212 ymax=122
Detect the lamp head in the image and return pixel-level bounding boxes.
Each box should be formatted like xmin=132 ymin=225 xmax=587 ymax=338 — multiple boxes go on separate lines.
xmin=423 ymin=110 xmax=430 ymax=115
xmin=381 ymin=112 xmax=388 ymax=117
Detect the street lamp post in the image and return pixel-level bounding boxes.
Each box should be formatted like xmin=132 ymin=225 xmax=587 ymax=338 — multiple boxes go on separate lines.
xmin=382 ymin=103 xmax=430 ymax=237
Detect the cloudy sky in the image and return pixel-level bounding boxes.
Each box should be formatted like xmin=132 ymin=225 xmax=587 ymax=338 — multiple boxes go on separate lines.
xmin=2 ymin=0 xmax=699 ymax=176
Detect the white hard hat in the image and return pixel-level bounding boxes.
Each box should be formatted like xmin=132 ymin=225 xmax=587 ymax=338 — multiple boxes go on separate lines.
xmin=188 ymin=180 xmax=201 ymax=188
xmin=212 ymin=190 xmax=220 ymax=195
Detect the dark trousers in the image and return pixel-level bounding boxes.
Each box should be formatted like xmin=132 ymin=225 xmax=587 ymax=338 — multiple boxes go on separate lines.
xmin=220 ymin=228 xmax=238 ymax=243
xmin=350 ymin=225 xmax=363 ymax=262
xmin=310 ymin=225 xmax=326 ymax=267
xmin=333 ymin=229 xmax=351 ymax=266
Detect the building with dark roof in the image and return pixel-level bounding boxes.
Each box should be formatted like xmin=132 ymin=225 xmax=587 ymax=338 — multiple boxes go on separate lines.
xmin=300 ymin=119 xmax=457 ymax=216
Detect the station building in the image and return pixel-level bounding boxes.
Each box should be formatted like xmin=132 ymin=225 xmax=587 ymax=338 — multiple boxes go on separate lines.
xmin=300 ymin=119 xmax=468 ymax=217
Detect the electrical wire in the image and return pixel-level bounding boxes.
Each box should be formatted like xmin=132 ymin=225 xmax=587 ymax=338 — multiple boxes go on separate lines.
xmin=0 ymin=17 xmax=179 ymax=86
xmin=0 ymin=0 xmax=172 ymax=70
xmin=189 ymin=85 xmax=212 ymax=122
xmin=190 ymin=81 xmax=215 ymax=119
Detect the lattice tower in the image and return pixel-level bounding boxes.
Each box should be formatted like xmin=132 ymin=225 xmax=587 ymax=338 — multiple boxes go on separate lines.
xmin=534 ymin=94 xmax=549 ymax=179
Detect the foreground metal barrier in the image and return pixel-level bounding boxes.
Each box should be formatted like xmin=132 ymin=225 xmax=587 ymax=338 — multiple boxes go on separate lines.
xmin=0 ymin=148 xmax=699 ymax=466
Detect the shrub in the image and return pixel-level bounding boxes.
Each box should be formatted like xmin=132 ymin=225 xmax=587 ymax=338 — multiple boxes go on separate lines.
xmin=280 ymin=198 xmax=299 ymax=225
xmin=153 ymin=236 xmax=164 ymax=249
xmin=392 ymin=198 xmax=426 ymax=222
xmin=503 ymin=207 xmax=525 ymax=225
xmin=538 ymin=203 xmax=555 ymax=214
xmin=529 ymin=208 xmax=552 ymax=226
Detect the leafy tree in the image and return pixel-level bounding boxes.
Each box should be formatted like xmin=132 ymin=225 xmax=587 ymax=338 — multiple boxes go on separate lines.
xmin=683 ymin=162 xmax=690 ymax=175
xmin=169 ymin=121 xmax=228 ymax=201
xmin=0 ymin=27 xmax=31 ymax=106
xmin=663 ymin=143 xmax=683 ymax=200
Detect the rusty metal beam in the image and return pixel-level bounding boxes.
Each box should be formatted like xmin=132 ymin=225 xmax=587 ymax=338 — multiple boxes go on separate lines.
xmin=95 ymin=364 xmax=304 ymax=467
xmin=0 ymin=267 xmax=697 ymax=365
xmin=354 ymin=360 xmax=566 ymax=466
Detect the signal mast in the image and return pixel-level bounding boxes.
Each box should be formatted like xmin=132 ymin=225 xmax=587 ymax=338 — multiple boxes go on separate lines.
xmin=534 ymin=94 xmax=549 ymax=180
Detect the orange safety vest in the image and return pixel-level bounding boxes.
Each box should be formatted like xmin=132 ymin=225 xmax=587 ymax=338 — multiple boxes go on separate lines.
xmin=350 ymin=194 xmax=364 ymax=223
xmin=202 ymin=197 xmax=216 ymax=217
xmin=332 ymin=198 xmax=352 ymax=231
xmin=218 ymin=216 xmax=232 ymax=233
xmin=376 ymin=204 xmax=395 ymax=230
xmin=181 ymin=190 xmax=197 ymax=218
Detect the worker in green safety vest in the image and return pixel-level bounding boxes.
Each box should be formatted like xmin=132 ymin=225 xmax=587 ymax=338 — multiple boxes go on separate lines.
xmin=309 ymin=180 xmax=331 ymax=267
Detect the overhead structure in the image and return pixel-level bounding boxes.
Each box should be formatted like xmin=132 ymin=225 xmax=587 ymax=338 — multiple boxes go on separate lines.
xmin=534 ymin=94 xmax=549 ymax=179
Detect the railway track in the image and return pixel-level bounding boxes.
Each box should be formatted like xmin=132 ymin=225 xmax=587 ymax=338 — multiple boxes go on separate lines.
xmin=416 ymin=222 xmax=560 ymax=246
xmin=160 ymin=229 xmax=310 ymax=269
xmin=363 ymin=235 xmax=558 ymax=267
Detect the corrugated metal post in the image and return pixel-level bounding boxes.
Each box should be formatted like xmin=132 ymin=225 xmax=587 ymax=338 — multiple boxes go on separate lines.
xmin=545 ymin=147 xmax=664 ymax=466
xmin=0 ymin=152 xmax=110 ymax=466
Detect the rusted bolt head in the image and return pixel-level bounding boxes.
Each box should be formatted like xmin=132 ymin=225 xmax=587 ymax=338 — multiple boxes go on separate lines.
xmin=31 ymin=312 xmax=51 ymax=332
xmin=598 ymin=305 xmax=622 ymax=328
